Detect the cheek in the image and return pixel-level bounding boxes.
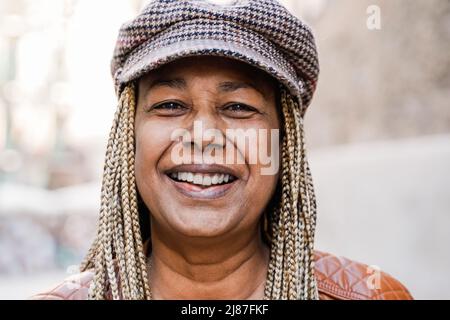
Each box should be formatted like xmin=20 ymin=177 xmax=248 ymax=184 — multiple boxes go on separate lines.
xmin=246 ymin=155 xmax=279 ymax=207
xmin=134 ymin=119 xmax=176 ymax=186
xmin=227 ymin=121 xmax=280 ymax=217
xmin=226 ymin=120 xmax=280 ymax=179
xmin=247 ymin=168 xmax=278 ymax=203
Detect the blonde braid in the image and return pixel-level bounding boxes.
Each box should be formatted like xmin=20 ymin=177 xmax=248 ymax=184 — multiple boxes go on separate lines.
xmin=123 ymin=85 xmax=150 ymax=299
xmin=83 ymin=84 xmax=318 ymax=300
xmin=284 ymin=88 xmax=302 ymax=299
xmin=119 ymin=87 xmax=141 ymax=299
xmin=84 ymin=84 xmax=150 ymax=300
xmin=90 ymin=87 xmax=127 ymax=299
xmin=107 ymin=88 xmax=132 ymax=299
xmin=280 ymin=98 xmax=295 ymax=300
xmin=111 ymin=185 xmax=131 ymax=298
xmin=263 ymin=86 xmax=318 ymax=300
xmin=300 ymin=118 xmax=319 ymax=299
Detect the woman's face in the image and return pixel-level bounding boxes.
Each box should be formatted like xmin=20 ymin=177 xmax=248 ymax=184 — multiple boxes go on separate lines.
xmin=135 ymin=56 xmax=280 ymax=240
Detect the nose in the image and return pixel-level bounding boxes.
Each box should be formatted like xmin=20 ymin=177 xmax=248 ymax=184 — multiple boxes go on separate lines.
xmin=185 ymin=108 xmax=225 ymax=152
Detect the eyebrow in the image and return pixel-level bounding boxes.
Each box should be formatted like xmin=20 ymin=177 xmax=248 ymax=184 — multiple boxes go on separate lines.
xmin=147 ymin=77 xmax=267 ymax=99
xmin=148 ymin=78 xmax=187 ymax=91
xmin=218 ymin=81 xmax=265 ymax=96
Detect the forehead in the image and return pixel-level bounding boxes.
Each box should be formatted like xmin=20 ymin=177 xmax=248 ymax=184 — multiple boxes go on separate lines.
xmin=139 ymin=55 xmax=278 ymax=91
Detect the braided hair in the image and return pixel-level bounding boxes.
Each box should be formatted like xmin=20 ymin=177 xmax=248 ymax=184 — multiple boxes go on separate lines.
xmin=80 ymin=82 xmax=318 ymax=300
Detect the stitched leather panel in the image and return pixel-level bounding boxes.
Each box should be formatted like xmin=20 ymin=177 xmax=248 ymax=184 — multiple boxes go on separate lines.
xmin=315 ymin=251 xmax=413 ymax=300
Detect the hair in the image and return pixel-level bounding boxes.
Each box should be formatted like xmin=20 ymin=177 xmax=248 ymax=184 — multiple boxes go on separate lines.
xmin=80 ymin=81 xmax=319 ymax=300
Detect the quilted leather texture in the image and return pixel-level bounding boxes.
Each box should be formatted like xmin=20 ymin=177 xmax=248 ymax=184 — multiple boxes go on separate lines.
xmin=30 ymin=250 xmax=413 ymax=300
xmin=31 ymin=270 xmax=93 ymax=300
xmin=314 ymin=251 xmax=413 ymax=300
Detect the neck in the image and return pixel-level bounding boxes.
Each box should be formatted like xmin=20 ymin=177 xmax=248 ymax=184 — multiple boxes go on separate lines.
xmin=148 ymin=220 xmax=270 ymax=300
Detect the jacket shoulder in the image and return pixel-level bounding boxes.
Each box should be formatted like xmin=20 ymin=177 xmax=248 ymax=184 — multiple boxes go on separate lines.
xmin=30 ymin=270 xmax=93 ymax=300
xmin=314 ymin=250 xmax=413 ymax=300
xmin=31 ymin=251 xmax=413 ymax=300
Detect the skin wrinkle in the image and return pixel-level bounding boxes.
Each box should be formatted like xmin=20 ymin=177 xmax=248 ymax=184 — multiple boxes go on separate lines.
xmin=82 ymin=55 xmax=319 ymax=300
xmin=150 ymin=222 xmax=269 ymax=299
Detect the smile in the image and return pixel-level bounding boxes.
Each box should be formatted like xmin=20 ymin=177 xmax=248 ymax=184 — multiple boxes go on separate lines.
xmin=164 ymin=164 xmax=241 ymax=199
xmin=168 ymin=172 xmax=237 ymax=186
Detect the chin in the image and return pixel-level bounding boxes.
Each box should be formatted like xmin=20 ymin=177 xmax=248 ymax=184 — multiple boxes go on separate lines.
xmin=164 ymin=206 xmax=238 ymax=238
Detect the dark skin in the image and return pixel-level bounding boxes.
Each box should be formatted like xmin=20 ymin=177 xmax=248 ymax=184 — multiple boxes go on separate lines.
xmin=134 ymin=56 xmax=280 ymax=299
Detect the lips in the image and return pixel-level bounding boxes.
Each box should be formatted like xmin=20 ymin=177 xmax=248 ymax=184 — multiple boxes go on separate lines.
xmin=164 ymin=164 xmax=240 ymax=199
xmin=169 ymin=172 xmax=237 ymax=186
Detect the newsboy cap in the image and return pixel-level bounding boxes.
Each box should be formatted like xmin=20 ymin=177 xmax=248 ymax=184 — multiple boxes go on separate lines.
xmin=111 ymin=0 xmax=320 ymax=114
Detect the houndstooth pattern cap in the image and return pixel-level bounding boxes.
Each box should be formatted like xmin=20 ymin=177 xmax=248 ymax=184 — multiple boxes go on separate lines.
xmin=112 ymin=0 xmax=320 ymax=114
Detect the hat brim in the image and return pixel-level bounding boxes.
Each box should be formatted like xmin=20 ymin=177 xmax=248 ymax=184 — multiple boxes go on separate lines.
xmin=117 ymin=20 xmax=304 ymax=104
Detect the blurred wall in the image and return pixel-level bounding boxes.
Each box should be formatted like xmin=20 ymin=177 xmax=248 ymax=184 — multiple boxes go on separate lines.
xmin=304 ymin=0 xmax=450 ymax=147
xmin=311 ymin=135 xmax=450 ymax=299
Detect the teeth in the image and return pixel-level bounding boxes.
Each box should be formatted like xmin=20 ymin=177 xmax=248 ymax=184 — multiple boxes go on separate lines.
xmin=193 ymin=173 xmax=203 ymax=185
xmin=169 ymin=172 xmax=234 ymax=186
xmin=203 ymin=176 xmax=212 ymax=186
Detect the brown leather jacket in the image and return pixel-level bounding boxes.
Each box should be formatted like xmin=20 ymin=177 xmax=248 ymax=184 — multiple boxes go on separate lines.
xmin=31 ymin=250 xmax=413 ymax=300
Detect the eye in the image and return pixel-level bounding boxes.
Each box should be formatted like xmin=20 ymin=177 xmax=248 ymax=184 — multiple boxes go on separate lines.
xmin=147 ymin=101 xmax=188 ymax=116
xmin=222 ymin=103 xmax=260 ymax=117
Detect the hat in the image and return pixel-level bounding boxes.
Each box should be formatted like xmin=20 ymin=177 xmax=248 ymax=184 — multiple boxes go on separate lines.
xmin=111 ymin=0 xmax=319 ymax=114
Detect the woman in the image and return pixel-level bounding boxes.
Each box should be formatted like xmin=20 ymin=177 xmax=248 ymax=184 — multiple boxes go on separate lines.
xmin=33 ymin=0 xmax=412 ymax=300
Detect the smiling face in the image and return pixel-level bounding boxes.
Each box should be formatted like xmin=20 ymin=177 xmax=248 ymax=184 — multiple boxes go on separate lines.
xmin=134 ymin=55 xmax=281 ymax=240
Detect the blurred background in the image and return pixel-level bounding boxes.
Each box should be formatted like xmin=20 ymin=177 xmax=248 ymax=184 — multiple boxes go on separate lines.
xmin=0 ymin=0 xmax=449 ymax=299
